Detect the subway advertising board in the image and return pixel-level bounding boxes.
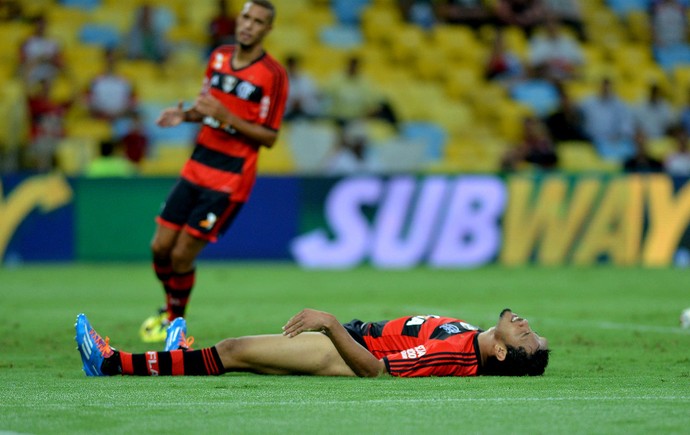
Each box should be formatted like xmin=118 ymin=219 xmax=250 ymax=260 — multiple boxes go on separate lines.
xmin=2 ymin=173 xmax=690 ymax=267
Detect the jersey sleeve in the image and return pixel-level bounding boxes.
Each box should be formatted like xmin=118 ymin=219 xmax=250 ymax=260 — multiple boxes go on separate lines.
xmin=382 ymin=339 xmax=479 ymax=378
xmin=262 ymin=61 xmax=288 ymax=130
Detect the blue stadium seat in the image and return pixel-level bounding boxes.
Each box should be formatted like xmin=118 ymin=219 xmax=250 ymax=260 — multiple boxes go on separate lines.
xmin=319 ymin=24 xmax=363 ymax=48
xmin=79 ymin=23 xmax=121 ymax=49
xmin=400 ymin=121 xmax=448 ymax=161
xmin=510 ymin=80 xmax=560 ymax=117
xmin=332 ymin=0 xmax=371 ymax=25
xmin=60 ymin=0 xmax=101 ymax=10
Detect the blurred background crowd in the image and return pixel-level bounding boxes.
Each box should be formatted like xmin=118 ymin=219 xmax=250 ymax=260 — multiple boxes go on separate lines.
xmin=2 ymin=0 xmax=690 ymax=177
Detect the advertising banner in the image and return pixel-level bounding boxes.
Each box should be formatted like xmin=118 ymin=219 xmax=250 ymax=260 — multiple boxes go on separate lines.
xmin=2 ymin=173 xmax=689 ymax=267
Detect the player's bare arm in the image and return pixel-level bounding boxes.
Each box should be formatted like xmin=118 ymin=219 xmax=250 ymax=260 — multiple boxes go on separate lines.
xmin=283 ymin=309 xmax=387 ymax=378
xmin=156 ymin=101 xmax=204 ymax=127
xmin=194 ymin=93 xmax=278 ymax=148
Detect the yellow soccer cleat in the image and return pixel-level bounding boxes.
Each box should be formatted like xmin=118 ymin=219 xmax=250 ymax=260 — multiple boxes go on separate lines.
xmin=139 ymin=310 xmax=169 ymax=343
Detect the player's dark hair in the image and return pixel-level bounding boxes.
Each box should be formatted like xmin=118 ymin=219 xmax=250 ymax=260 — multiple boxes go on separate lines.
xmin=481 ymin=345 xmax=550 ymax=376
xmin=250 ymin=0 xmax=276 ymax=23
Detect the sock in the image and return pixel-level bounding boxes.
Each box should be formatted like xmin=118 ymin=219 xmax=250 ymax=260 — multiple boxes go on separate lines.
xmin=165 ymin=269 xmax=195 ymax=320
xmin=105 ymin=347 xmax=224 ymax=376
xmin=153 ymin=259 xmax=173 ymax=283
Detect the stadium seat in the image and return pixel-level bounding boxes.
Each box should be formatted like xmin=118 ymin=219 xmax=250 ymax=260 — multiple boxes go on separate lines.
xmin=332 ymin=0 xmax=371 ymax=25
xmin=558 ymin=141 xmax=620 ymax=172
xmin=79 ymin=23 xmax=121 ymax=49
xmin=400 ymin=121 xmax=448 ymax=161
xmin=510 ymin=80 xmax=560 ymax=117
xmin=360 ymin=3 xmax=403 ymax=45
xmin=319 ymin=24 xmax=363 ymax=49
xmin=286 ymin=120 xmax=339 ymax=173
xmin=59 ymin=0 xmax=102 ymax=10
xmin=55 ymin=136 xmax=99 ymax=175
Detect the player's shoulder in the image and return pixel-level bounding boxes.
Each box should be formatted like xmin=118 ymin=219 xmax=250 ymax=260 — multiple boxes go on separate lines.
xmin=260 ymin=51 xmax=288 ymax=75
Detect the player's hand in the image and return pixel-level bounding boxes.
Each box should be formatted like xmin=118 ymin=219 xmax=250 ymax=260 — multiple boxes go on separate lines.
xmin=194 ymin=93 xmax=228 ymax=121
xmin=282 ymin=309 xmax=336 ymax=338
xmin=156 ymin=101 xmax=185 ymax=127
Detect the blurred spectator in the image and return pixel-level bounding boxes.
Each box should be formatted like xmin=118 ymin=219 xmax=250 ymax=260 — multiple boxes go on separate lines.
xmin=542 ymin=0 xmax=585 ymax=40
xmin=527 ymin=17 xmax=583 ymax=81
xmin=651 ymin=0 xmax=687 ymax=49
xmin=209 ymin=0 xmax=236 ymax=52
xmin=85 ymin=139 xmax=137 ymax=177
xmin=494 ymin=0 xmax=547 ymax=36
xmin=283 ymin=55 xmax=323 ymax=121
xmin=119 ymin=112 xmax=149 ymax=165
xmin=19 ymin=14 xmax=64 ymax=87
xmin=678 ymin=88 xmax=690 ymax=135
xmin=86 ymin=48 xmax=137 ymax=122
xmin=123 ymin=4 xmax=169 ymax=63
xmin=633 ymin=83 xmax=676 ymax=140
xmin=324 ymin=121 xmax=377 ymax=174
xmin=484 ymin=28 xmax=524 ymax=85
xmin=323 ymin=56 xmax=381 ymax=124
xmin=623 ymin=129 xmax=663 ymax=173
xmin=434 ymin=0 xmax=495 ymax=28
xmin=25 ymin=78 xmax=71 ymax=171
xmin=664 ymin=125 xmax=690 ymax=176
xmin=323 ymin=55 xmax=399 ymax=133
xmin=0 ymin=0 xmax=22 ymax=21
xmin=398 ymin=0 xmax=437 ymax=30
xmin=579 ymin=77 xmax=636 ymax=160
xmin=501 ymin=115 xmax=558 ymax=171
xmin=543 ymin=81 xmax=586 ymax=142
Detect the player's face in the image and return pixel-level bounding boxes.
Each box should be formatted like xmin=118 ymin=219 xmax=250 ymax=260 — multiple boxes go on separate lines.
xmin=495 ymin=308 xmax=548 ymax=354
xmin=236 ymin=2 xmax=273 ymax=48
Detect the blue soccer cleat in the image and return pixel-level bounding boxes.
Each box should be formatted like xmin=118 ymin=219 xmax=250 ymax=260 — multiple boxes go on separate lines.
xmin=164 ymin=317 xmax=194 ymax=351
xmin=75 ymin=313 xmax=114 ymax=376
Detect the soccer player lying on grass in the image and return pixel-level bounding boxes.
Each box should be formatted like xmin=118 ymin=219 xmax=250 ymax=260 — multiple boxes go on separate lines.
xmin=75 ymin=308 xmax=549 ymax=378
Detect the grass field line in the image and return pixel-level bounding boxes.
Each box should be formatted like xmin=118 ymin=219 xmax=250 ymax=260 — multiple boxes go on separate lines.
xmin=2 ymin=395 xmax=689 ymax=408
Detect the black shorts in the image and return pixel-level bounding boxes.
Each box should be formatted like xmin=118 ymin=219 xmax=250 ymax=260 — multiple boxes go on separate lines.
xmin=342 ymin=319 xmax=369 ymax=350
xmin=157 ymin=178 xmax=244 ymax=242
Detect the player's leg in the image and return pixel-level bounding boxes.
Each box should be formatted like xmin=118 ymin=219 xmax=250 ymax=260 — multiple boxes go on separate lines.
xmin=164 ymin=230 xmax=207 ymax=319
xmin=77 ymin=314 xmax=356 ymax=377
xmin=215 ymin=333 xmax=357 ymax=376
xmin=141 ymin=179 xmax=196 ymax=341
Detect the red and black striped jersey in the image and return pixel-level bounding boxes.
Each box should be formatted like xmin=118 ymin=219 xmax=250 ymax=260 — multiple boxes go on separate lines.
xmin=359 ymin=315 xmax=482 ymax=377
xmin=181 ymin=45 xmax=288 ymax=200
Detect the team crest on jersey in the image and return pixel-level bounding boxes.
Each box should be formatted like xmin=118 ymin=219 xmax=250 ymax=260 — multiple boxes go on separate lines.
xmin=430 ymin=322 xmax=478 ymax=340
xmin=210 ymin=72 xmax=263 ymax=102
xmin=200 ymin=213 xmax=217 ymax=230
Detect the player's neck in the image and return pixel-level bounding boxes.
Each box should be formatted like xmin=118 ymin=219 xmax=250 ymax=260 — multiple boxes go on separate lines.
xmin=233 ymin=44 xmax=264 ymax=69
xmin=476 ymin=328 xmax=498 ymax=365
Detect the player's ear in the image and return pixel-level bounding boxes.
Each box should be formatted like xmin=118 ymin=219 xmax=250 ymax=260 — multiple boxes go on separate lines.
xmin=494 ymin=344 xmax=507 ymax=362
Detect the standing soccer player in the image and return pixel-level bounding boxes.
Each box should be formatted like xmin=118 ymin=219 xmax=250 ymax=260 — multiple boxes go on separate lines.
xmin=140 ymin=0 xmax=288 ymax=342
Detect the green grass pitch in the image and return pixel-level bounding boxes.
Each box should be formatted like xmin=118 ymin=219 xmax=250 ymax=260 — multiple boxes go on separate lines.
xmin=1 ymin=263 xmax=689 ymax=434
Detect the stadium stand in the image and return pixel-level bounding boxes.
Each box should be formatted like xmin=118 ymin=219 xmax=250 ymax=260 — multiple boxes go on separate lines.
xmin=2 ymin=0 xmax=690 ymax=175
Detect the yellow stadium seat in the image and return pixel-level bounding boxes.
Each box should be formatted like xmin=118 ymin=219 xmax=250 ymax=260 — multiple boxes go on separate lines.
xmin=558 ymin=141 xmax=619 ymax=172
xmin=414 ymin=46 xmax=449 ymax=81
xmin=139 ymin=143 xmax=190 ymax=176
xmin=648 ymin=136 xmax=675 ymax=161
xmin=433 ymin=24 xmax=486 ymax=64
xmin=389 ymin=24 xmax=426 ymax=64
xmin=116 ymin=59 xmax=163 ymax=83
xmin=626 ymin=10 xmax=652 ymax=44
xmin=55 ymin=136 xmax=99 ymax=175
xmin=360 ymin=4 xmax=404 ymax=45
xmin=65 ymin=117 xmax=113 ymax=143
xmin=444 ymin=64 xmax=483 ymax=100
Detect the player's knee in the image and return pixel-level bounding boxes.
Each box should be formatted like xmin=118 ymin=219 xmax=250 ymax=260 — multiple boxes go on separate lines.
xmin=215 ymin=338 xmax=241 ymax=368
xmin=169 ymin=246 xmax=195 ymax=272
xmin=150 ymin=238 xmax=171 ymax=259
